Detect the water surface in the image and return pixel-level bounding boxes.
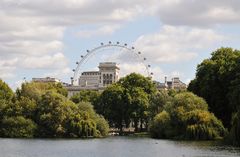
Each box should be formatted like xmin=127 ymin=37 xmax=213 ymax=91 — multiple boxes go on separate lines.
xmin=0 ymin=136 xmax=239 ymax=157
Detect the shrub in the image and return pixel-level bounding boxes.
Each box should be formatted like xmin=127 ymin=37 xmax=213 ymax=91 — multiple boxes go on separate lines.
xmin=0 ymin=116 xmax=37 ymax=137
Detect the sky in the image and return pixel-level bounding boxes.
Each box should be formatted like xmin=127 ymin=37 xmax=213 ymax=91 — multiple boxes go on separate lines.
xmin=1 ymin=0 xmax=240 ymax=89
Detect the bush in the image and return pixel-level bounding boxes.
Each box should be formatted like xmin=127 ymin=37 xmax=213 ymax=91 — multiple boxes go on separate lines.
xmin=95 ymin=115 xmax=109 ymax=137
xmin=0 ymin=116 xmax=37 ymax=137
xmin=149 ymin=110 xmax=172 ymax=138
xmin=150 ymin=92 xmax=226 ymax=140
xmin=185 ymin=110 xmax=226 ymax=140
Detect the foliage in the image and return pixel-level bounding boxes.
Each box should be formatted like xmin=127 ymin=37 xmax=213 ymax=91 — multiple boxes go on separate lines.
xmin=0 ymin=79 xmax=14 ymax=101
xmin=0 ymin=81 xmax=108 ymax=138
xmin=130 ymin=87 xmax=149 ymax=131
xmin=117 ymin=73 xmax=157 ymax=95
xmin=188 ymin=47 xmax=240 ymax=128
xmin=227 ymin=111 xmax=240 ymax=146
xmin=4 ymin=97 xmax=37 ymax=119
xmin=36 ymin=91 xmax=76 ymax=137
xmin=149 ymin=110 xmax=172 ymax=138
xmin=97 ymin=73 xmax=157 ymax=133
xmin=149 ymin=90 xmax=170 ymax=118
xmin=16 ymin=82 xmax=68 ymax=101
xmin=70 ymin=90 xmax=100 ymax=105
xmin=149 ymin=92 xmax=226 ymax=140
xmin=98 ymin=84 xmax=130 ymax=132
xmin=0 ymin=116 xmax=37 ymax=137
xmin=95 ymin=115 xmax=109 ymax=137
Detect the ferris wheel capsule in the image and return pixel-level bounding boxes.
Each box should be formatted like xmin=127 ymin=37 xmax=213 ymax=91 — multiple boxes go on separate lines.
xmin=124 ymin=43 xmax=127 ymax=46
xmin=151 ymin=72 xmax=154 ymax=75
xmin=86 ymin=50 xmax=90 ymax=53
xmin=76 ymin=62 xmax=79 ymax=64
xmin=81 ymin=55 xmax=84 ymax=58
xmin=144 ymin=58 xmax=147 ymax=60
xmin=109 ymin=41 xmax=112 ymax=44
xmin=132 ymin=47 xmax=135 ymax=49
xmin=117 ymin=41 xmax=120 ymax=44
xmin=138 ymin=52 xmax=141 ymax=54
xmin=72 ymin=69 xmax=75 ymax=72
xmin=148 ymin=65 xmax=151 ymax=67
xmin=101 ymin=42 xmax=104 ymax=45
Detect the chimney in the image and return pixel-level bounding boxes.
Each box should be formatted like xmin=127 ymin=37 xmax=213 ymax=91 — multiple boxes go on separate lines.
xmin=165 ymin=76 xmax=167 ymax=84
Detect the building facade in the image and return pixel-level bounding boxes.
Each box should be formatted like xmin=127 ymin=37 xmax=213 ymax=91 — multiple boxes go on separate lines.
xmin=66 ymin=62 xmax=120 ymax=97
xmin=155 ymin=77 xmax=187 ymax=90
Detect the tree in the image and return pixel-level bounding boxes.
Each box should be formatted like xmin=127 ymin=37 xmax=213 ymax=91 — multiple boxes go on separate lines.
xmin=149 ymin=92 xmax=226 ymax=140
xmin=188 ymin=47 xmax=240 ymax=128
xmin=16 ymin=82 xmax=68 ymax=102
xmin=4 ymin=97 xmax=37 ymax=119
xmin=98 ymin=84 xmax=130 ymax=133
xmin=149 ymin=90 xmax=170 ymax=118
xmin=36 ymin=91 xmax=76 ymax=137
xmin=70 ymin=90 xmax=100 ymax=107
xmin=0 ymin=116 xmax=37 ymax=137
xmin=130 ymin=87 xmax=149 ymax=131
xmin=0 ymin=79 xmax=14 ymax=101
xmin=118 ymin=73 xmax=157 ymax=95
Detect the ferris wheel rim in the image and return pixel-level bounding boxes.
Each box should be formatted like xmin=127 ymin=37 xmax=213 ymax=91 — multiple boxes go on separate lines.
xmin=72 ymin=42 xmax=153 ymax=86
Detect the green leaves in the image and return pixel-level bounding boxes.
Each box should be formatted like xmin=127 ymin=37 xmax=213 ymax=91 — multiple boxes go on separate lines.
xmin=0 ymin=81 xmax=109 ymax=138
xmin=188 ymin=47 xmax=240 ymax=128
xmin=149 ymin=92 xmax=226 ymax=140
xmin=0 ymin=79 xmax=14 ymax=101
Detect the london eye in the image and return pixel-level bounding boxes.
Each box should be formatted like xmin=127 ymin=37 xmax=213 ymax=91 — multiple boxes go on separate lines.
xmin=71 ymin=41 xmax=153 ymax=86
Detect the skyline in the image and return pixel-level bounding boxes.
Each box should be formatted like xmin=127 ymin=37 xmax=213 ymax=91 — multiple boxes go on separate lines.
xmin=1 ymin=0 xmax=240 ymax=89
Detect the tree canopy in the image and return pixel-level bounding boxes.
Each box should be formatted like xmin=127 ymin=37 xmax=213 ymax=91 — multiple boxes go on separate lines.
xmin=150 ymin=92 xmax=226 ymax=140
xmin=188 ymin=47 xmax=240 ymax=145
xmin=0 ymin=81 xmax=109 ymax=138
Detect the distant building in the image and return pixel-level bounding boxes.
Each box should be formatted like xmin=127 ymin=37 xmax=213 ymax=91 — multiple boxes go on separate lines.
xmin=66 ymin=62 xmax=120 ymax=97
xmin=155 ymin=77 xmax=187 ymax=90
xmin=32 ymin=77 xmax=60 ymax=83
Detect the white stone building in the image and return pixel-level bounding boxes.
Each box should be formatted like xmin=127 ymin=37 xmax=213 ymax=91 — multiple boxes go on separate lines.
xmin=66 ymin=62 xmax=120 ymax=97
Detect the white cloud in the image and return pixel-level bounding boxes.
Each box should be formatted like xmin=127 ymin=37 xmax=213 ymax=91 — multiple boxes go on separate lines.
xmin=0 ymin=0 xmax=240 ymax=85
xmin=134 ymin=25 xmax=224 ymax=63
xmin=155 ymin=0 xmax=240 ymax=26
xmin=76 ymin=25 xmax=121 ymax=38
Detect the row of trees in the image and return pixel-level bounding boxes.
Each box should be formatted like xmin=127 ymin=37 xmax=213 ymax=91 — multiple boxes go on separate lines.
xmin=188 ymin=47 xmax=240 ymax=146
xmin=0 ymin=81 xmax=109 ymax=138
xmin=71 ymin=73 xmax=156 ymax=133
xmin=71 ymin=73 xmax=226 ymax=140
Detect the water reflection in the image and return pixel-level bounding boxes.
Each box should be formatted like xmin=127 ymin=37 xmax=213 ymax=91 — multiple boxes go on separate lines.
xmin=0 ymin=137 xmax=239 ymax=157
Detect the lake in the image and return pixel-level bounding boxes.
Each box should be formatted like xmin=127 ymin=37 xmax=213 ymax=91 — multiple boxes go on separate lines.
xmin=0 ymin=136 xmax=239 ymax=157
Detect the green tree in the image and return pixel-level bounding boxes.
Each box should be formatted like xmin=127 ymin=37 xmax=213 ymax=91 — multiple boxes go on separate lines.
xmin=4 ymin=97 xmax=37 ymax=119
xmin=130 ymin=87 xmax=149 ymax=131
xmin=98 ymin=84 xmax=130 ymax=133
xmin=149 ymin=110 xmax=172 ymax=138
xmin=150 ymin=92 xmax=226 ymax=140
xmin=149 ymin=90 xmax=170 ymax=118
xmin=0 ymin=116 xmax=37 ymax=137
xmin=36 ymin=91 xmax=76 ymax=137
xmin=188 ymin=47 xmax=240 ymax=128
xmin=0 ymin=79 xmax=14 ymax=101
xmin=16 ymin=82 xmax=68 ymax=102
xmin=70 ymin=90 xmax=100 ymax=105
xmin=66 ymin=102 xmax=109 ymax=137
xmin=118 ymin=73 xmax=156 ymax=95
